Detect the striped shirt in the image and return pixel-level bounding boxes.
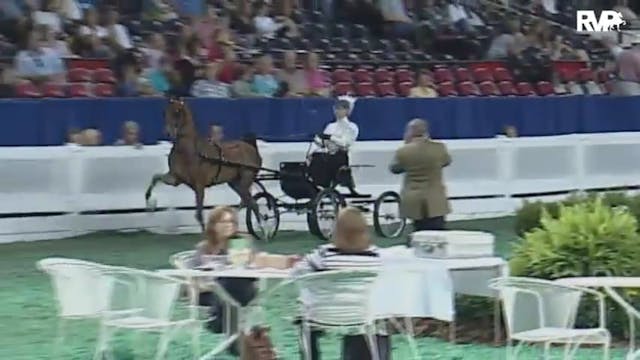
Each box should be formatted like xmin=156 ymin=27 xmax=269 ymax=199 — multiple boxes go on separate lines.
xmin=291 ymin=244 xmax=381 ymax=277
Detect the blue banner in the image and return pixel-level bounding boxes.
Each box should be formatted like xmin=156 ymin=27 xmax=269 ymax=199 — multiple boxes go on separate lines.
xmin=1 ymin=96 xmax=640 ymax=146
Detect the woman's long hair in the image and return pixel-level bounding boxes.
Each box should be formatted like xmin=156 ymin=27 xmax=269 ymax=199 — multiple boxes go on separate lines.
xmin=204 ymin=206 xmax=238 ymax=253
xmin=332 ymin=207 xmax=371 ymax=253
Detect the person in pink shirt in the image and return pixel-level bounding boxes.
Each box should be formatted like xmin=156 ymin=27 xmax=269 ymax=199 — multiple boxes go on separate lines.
xmin=195 ymin=5 xmax=219 ymax=48
xmin=303 ymin=52 xmax=329 ymax=97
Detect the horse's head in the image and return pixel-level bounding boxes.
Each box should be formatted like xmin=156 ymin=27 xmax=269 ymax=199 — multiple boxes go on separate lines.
xmin=165 ymin=97 xmax=193 ymax=138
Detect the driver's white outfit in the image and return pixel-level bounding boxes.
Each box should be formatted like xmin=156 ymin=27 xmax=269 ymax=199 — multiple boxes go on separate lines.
xmin=309 ymin=117 xmax=359 ymax=190
xmin=313 ymin=117 xmax=359 ymax=154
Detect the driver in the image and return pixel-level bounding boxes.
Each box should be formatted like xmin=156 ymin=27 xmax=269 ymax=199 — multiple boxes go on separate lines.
xmin=309 ymin=98 xmax=359 ymax=194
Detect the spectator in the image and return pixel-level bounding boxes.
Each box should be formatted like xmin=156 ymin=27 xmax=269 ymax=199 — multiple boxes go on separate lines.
xmin=73 ymin=7 xmax=111 ymax=57
xmin=140 ymin=33 xmax=166 ymax=71
xmin=0 ymin=66 xmax=15 ymax=98
xmin=303 ymin=52 xmax=329 ymax=97
xmin=274 ymin=80 xmax=291 ymax=97
xmin=0 ymin=0 xmax=34 ymax=44
xmin=409 ymin=72 xmax=437 ymax=97
xmin=104 ymin=7 xmax=133 ymax=50
xmin=276 ymin=50 xmax=305 ymax=95
xmin=14 ymin=29 xmax=66 ymax=84
xmin=39 ymin=24 xmax=72 ymax=57
xmin=447 ymin=0 xmax=473 ymax=33
xmin=231 ymin=65 xmax=259 ymax=97
xmin=253 ymin=1 xmax=281 ymax=38
xmin=116 ymin=64 xmax=141 ymax=96
xmin=251 ymin=54 xmax=278 ymax=97
xmin=78 ymin=7 xmax=107 ymax=40
xmin=549 ymin=34 xmax=588 ymax=61
xmin=195 ymin=4 xmax=219 ymax=48
xmin=114 ymin=121 xmax=143 ymax=147
xmin=612 ymin=40 xmax=640 ymax=96
xmin=486 ymin=20 xmax=522 ymax=59
xmin=231 ymin=0 xmax=255 ymax=35
xmin=172 ymin=0 xmax=205 ymax=18
xmin=170 ymin=53 xmax=197 ymax=96
xmin=66 ymin=127 xmax=82 ymax=144
xmin=143 ymin=0 xmax=179 ymax=21
xmin=216 ymin=46 xmax=239 ymax=84
xmin=207 ymin=27 xmax=233 ymax=62
xmin=81 ymin=128 xmax=102 ymax=146
xmin=502 ymin=125 xmax=518 ymax=138
xmin=209 ymin=124 xmax=224 ymax=144
xmin=378 ymin=0 xmax=416 ymax=39
xmin=192 ymin=61 xmax=230 ymax=98
xmin=144 ymin=56 xmax=171 ymax=94
xmin=33 ymin=0 xmax=63 ymax=35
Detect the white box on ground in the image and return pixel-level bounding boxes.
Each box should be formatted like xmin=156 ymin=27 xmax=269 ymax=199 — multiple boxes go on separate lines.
xmin=411 ymin=230 xmax=495 ymax=259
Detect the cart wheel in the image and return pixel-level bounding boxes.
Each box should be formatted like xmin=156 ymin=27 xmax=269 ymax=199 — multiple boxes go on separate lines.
xmin=251 ymin=180 xmax=267 ymax=195
xmin=246 ymin=192 xmax=280 ymax=241
xmin=307 ymin=188 xmax=342 ymax=241
xmin=373 ymin=191 xmax=406 ymax=238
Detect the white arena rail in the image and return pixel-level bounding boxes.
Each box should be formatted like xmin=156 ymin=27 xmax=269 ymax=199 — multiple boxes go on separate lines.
xmin=0 ymin=132 xmax=639 ymax=243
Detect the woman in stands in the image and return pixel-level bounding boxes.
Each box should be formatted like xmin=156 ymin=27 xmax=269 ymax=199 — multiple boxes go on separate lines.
xmin=190 ymin=206 xmax=257 ymax=356
xmin=291 ymin=207 xmax=390 ymax=360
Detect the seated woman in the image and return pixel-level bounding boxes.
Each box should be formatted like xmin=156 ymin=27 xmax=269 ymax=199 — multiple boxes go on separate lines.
xmin=291 ymin=207 xmax=390 ymax=360
xmin=190 ymin=206 xmax=257 ymax=355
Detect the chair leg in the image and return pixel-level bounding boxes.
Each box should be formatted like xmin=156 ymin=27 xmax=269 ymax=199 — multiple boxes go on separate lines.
xmin=363 ymin=325 xmax=380 ymax=360
xmin=602 ymin=341 xmax=610 ymax=360
xmin=93 ymin=325 xmax=113 ymax=360
xmin=301 ymin=321 xmax=312 ymax=360
xmin=543 ymin=342 xmax=551 ymax=360
xmin=53 ymin=318 xmax=66 ymax=360
xmin=402 ymin=318 xmax=419 ymax=359
xmin=192 ymin=323 xmax=201 ymax=360
xmin=155 ymin=329 xmax=174 ymax=360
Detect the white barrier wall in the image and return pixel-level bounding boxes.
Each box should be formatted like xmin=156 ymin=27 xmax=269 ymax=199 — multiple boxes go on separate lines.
xmin=1 ymin=132 xmax=639 ymax=243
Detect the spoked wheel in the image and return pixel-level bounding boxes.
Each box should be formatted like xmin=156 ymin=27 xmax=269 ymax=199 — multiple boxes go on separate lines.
xmin=307 ymin=188 xmax=343 ymax=241
xmin=251 ymin=180 xmax=267 ymax=195
xmin=373 ymin=191 xmax=406 ymax=238
xmin=246 ymin=192 xmax=280 ymax=241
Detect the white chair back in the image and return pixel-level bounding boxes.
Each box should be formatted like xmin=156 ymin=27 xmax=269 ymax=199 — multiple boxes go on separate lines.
xmin=296 ymin=269 xmax=379 ymax=327
xmin=37 ymin=258 xmax=113 ymax=318
xmin=489 ymin=277 xmax=583 ymax=335
xmin=170 ymin=250 xmax=196 ymax=269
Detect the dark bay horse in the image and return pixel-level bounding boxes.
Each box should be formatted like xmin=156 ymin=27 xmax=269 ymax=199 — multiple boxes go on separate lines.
xmin=145 ymin=98 xmax=262 ymax=231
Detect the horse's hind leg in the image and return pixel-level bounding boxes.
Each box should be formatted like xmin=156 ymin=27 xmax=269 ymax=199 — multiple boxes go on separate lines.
xmin=194 ymin=185 xmax=205 ymax=233
xmin=145 ymin=173 xmax=180 ymax=204
xmin=229 ymin=172 xmax=261 ymax=221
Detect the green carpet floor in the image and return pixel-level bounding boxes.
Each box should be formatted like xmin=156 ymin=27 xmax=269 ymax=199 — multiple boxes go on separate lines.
xmin=0 ymin=217 xmax=625 ymax=359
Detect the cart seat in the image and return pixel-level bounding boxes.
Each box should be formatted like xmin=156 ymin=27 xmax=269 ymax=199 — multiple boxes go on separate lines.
xmin=279 ymin=162 xmax=317 ymax=200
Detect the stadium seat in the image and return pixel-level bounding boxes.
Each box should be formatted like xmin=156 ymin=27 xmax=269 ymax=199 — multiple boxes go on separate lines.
xmin=332 ymin=69 xmax=352 ymax=83
xmin=68 ymin=68 xmax=92 ymax=83
xmin=333 ymin=24 xmax=349 ymax=38
xmin=455 ymin=67 xmax=472 ymax=82
xmin=479 ymin=81 xmax=500 ymax=96
xmin=330 ymin=38 xmax=350 ymax=53
xmin=374 ymin=68 xmax=393 ymax=83
xmin=42 ymin=83 xmax=67 ymax=98
xmin=596 ymin=69 xmax=611 ymax=83
xmin=577 ymin=68 xmax=594 ymax=83
xmin=558 ymin=68 xmax=577 ymax=83
xmin=437 ymin=81 xmax=457 ymax=96
xmin=395 ymin=69 xmax=414 ymax=84
xmin=350 ymin=24 xmax=369 ymax=39
xmin=353 ymin=68 xmax=373 ymax=83
xmin=15 ymin=81 xmax=43 ymax=98
xmin=376 ymin=82 xmax=396 ymax=97
xmin=397 ymin=82 xmax=413 ymax=97
xmin=69 ymin=83 xmax=91 ymax=97
xmin=93 ymin=83 xmax=114 ymax=97
xmin=93 ymin=68 xmax=116 ymax=84
xmin=536 ymin=81 xmax=554 ymax=96
xmin=351 ymin=38 xmax=370 ymax=53
xmin=516 ymin=82 xmax=536 ymax=96
xmin=355 ymin=82 xmax=376 ymax=97
xmin=458 ymin=81 xmax=481 ymax=96
xmin=434 ymin=68 xmax=454 ymax=83
xmin=493 ymin=67 xmax=513 ymax=82
xmin=498 ymin=81 xmax=517 ymax=96
xmin=333 ymin=82 xmax=353 ymax=96
xmin=473 ymin=68 xmax=493 ymax=82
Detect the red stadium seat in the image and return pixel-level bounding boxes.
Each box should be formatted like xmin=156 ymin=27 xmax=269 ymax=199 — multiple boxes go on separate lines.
xmin=437 ymin=81 xmax=457 ymax=96
xmin=355 ymin=82 xmax=375 ymax=97
xmin=397 ymin=82 xmax=413 ymax=97
xmin=516 ymin=82 xmax=536 ymax=96
xmin=93 ymin=83 xmax=115 ymax=97
xmin=457 ymin=81 xmax=480 ymax=96
xmin=93 ymin=68 xmax=116 ymax=83
xmin=333 ymin=82 xmax=354 ymax=96
xmin=353 ymin=68 xmax=373 ymax=83
xmin=68 ymin=68 xmax=92 ymax=83
xmin=455 ymin=67 xmax=472 ymax=82
xmin=69 ymin=83 xmax=91 ymax=97
xmin=395 ymin=68 xmax=414 ymax=84
xmin=374 ymin=68 xmax=393 ymax=83
xmin=558 ymin=68 xmax=577 ymax=83
xmin=493 ymin=67 xmax=513 ymax=82
xmin=498 ymin=81 xmax=517 ymax=96
xmin=376 ymin=82 xmax=396 ymax=96
xmin=577 ymin=68 xmax=594 ymax=83
xmin=332 ymin=68 xmax=352 ymax=83
xmin=42 ymin=83 xmax=67 ymax=97
xmin=473 ymin=67 xmax=493 ymax=82
xmin=15 ymin=81 xmax=43 ymax=98
xmin=434 ymin=68 xmax=454 ymax=83
xmin=596 ymin=69 xmax=611 ymax=83
xmin=536 ymin=81 xmax=554 ymax=96
xmin=479 ymin=81 xmax=500 ymax=96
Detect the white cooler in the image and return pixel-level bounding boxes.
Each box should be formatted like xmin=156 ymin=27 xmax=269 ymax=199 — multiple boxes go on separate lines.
xmin=411 ymin=230 xmax=494 ymax=259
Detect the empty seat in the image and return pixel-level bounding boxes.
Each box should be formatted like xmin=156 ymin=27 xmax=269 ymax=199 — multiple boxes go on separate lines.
xmin=536 ymin=81 xmax=554 ymax=96
xmin=15 ymin=81 xmax=43 ymax=98
xmin=577 ymin=68 xmax=594 ymax=83
xmin=493 ymin=67 xmax=513 ymax=82
xmin=437 ymin=81 xmax=457 ymax=96
xmin=93 ymin=68 xmax=116 ymax=83
xmin=434 ymin=68 xmax=454 ymax=83
xmin=42 ymin=83 xmax=66 ymax=97
xmin=374 ymin=68 xmax=393 ymax=83
xmin=473 ymin=68 xmax=493 ymax=82
xmin=558 ymin=69 xmax=577 ymax=83
xmin=68 ymin=68 xmax=92 ymax=83
xmin=355 ymin=82 xmax=376 ymax=97
xmin=455 ymin=67 xmax=472 ymax=82
xmin=479 ymin=81 xmax=500 ymax=96
xmin=333 ymin=82 xmax=354 ymax=96
xmin=376 ymin=82 xmax=396 ymax=97
xmin=330 ymin=38 xmax=350 ymax=53
xmin=498 ymin=81 xmax=517 ymax=96
xmin=351 ymin=38 xmax=371 ymax=53
xmin=458 ymin=81 xmax=481 ymax=96
xmin=353 ymin=68 xmax=373 ymax=83
xmin=516 ymin=82 xmax=536 ymax=96
xmin=93 ymin=83 xmax=114 ymax=97
xmin=332 ymin=68 xmax=352 ymax=83
xmin=395 ymin=69 xmax=414 ymax=84
xmin=69 ymin=83 xmax=91 ymax=97
xmin=397 ymin=82 xmax=413 ymax=97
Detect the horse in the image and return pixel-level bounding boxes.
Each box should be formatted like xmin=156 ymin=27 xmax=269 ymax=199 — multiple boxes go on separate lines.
xmin=145 ymin=98 xmax=263 ymax=232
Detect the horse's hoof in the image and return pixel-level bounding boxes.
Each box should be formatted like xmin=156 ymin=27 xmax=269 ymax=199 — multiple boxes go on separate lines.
xmin=146 ymin=197 xmax=157 ymax=211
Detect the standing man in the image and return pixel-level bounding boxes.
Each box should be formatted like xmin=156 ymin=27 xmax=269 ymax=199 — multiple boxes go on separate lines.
xmin=390 ymin=118 xmax=451 ymax=235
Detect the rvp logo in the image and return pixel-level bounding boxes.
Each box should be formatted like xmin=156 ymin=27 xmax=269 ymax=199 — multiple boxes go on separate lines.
xmin=576 ymin=10 xmax=626 ymax=32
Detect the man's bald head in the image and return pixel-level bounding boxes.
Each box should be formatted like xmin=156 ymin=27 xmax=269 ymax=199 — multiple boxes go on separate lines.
xmin=407 ymin=118 xmax=428 ymax=137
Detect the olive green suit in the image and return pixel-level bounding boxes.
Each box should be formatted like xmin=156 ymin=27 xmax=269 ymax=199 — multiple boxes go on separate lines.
xmin=390 ymin=137 xmax=451 ymax=220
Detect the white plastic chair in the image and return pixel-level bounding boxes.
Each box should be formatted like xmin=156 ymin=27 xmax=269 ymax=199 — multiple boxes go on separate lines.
xmin=93 ymin=267 xmax=198 ymax=360
xmin=295 ymin=269 xmax=381 ymax=360
xmin=169 ymin=250 xmax=196 ymax=269
xmin=489 ymin=277 xmax=610 ymax=360
xmin=36 ymin=257 xmax=114 ymax=359
xmin=604 ymin=287 xmax=640 ymax=360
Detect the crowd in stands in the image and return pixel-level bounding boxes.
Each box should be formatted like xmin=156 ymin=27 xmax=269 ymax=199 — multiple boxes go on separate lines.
xmin=0 ymin=0 xmax=639 ymax=98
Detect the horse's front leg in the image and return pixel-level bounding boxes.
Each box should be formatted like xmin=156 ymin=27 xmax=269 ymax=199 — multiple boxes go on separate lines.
xmin=145 ymin=173 xmax=180 ymax=208
xmin=194 ymin=185 xmax=205 ymax=233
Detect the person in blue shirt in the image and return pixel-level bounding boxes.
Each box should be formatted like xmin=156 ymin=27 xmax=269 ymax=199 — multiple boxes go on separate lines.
xmin=251 ymin=54 xmax=279 ymax=97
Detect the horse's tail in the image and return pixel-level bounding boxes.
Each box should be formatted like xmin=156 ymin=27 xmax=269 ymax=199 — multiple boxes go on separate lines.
xmin=242 ymin=132 xmax=258 ymax=149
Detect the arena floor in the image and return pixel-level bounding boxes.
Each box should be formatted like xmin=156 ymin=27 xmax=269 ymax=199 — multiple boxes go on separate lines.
xmin=0 ymin=217 xmax=625 ymax=359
